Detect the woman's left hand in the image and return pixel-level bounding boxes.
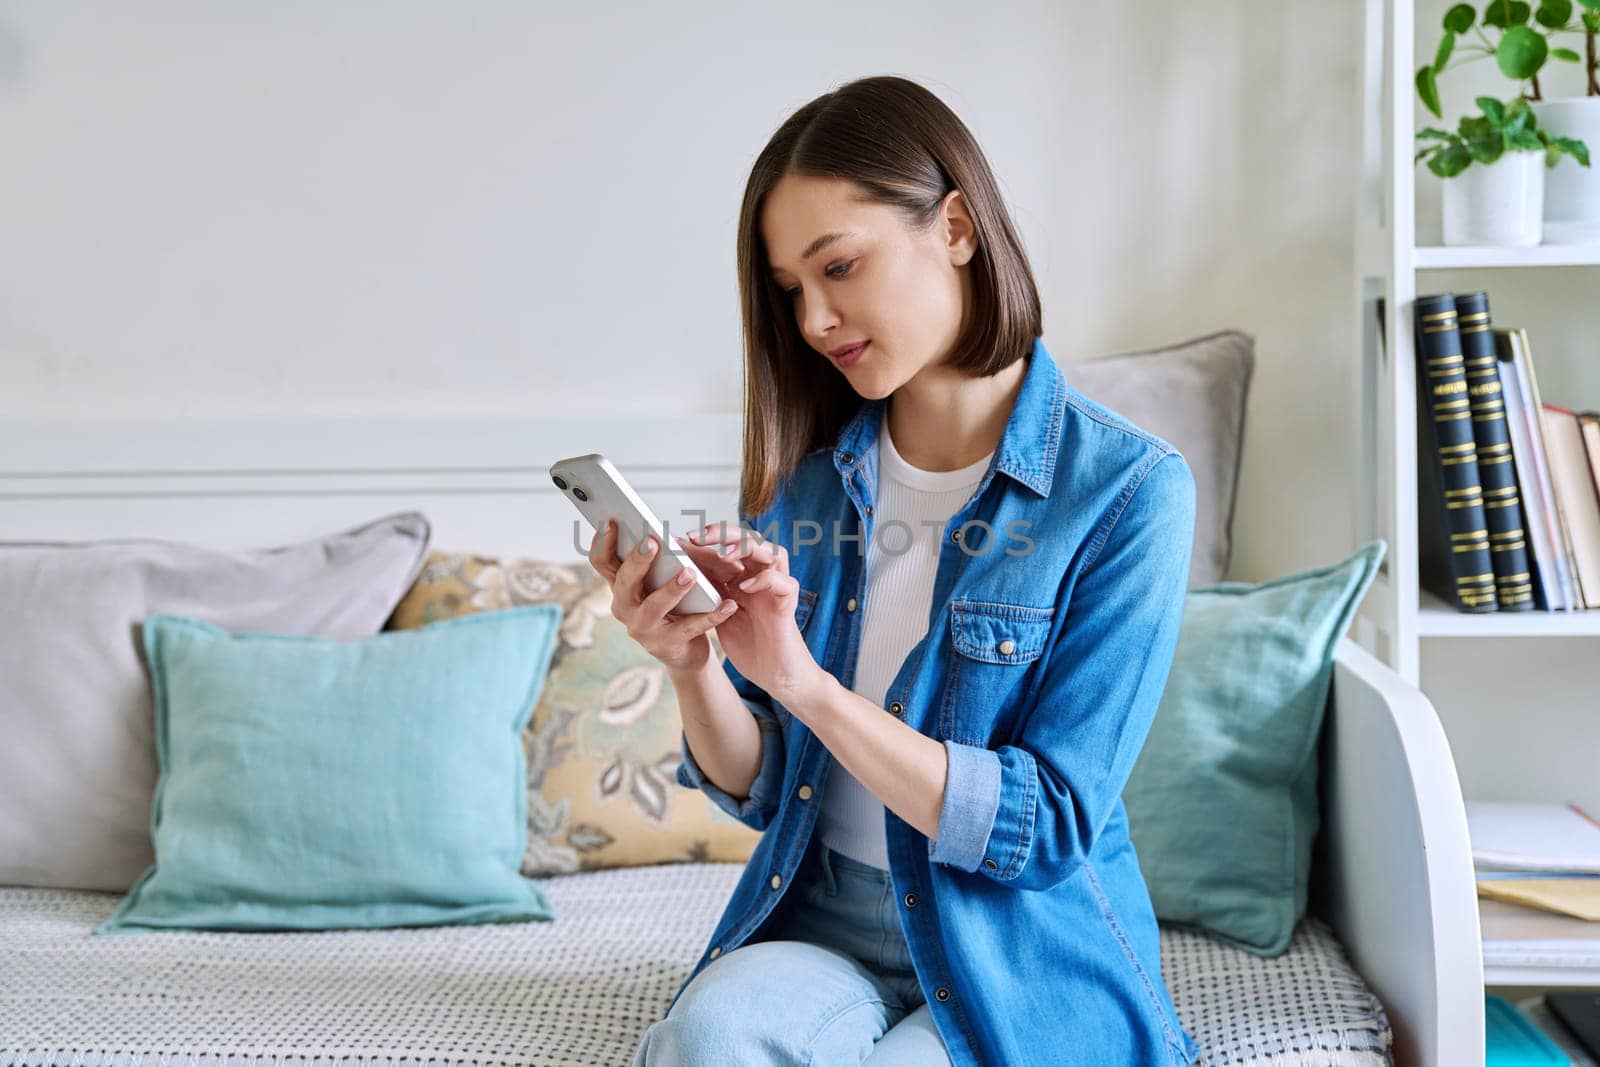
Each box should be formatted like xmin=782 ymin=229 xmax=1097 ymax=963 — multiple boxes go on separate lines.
xmin=673 ymin=522 xmax=822 ymax=708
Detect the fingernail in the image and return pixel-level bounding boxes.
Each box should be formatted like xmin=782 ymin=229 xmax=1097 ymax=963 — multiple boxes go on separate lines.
xmin=738 ymin=577 xmax=755 ymax=589
xmin=676 ymin=569 xmax=692 ymax=585
xmin=638 ymin=537 xmax=654 ymax=556
xmin=718 ymin=600 xmax=737 ymax=614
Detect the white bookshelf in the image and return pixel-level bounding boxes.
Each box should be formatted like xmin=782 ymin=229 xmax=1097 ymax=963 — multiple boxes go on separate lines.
xmin=1353 ymin=0 xmax=1600 ymax=994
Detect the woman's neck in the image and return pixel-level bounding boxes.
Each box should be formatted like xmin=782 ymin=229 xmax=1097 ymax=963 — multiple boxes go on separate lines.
xmin=885 ymin=357 xmax=1026 ymax=472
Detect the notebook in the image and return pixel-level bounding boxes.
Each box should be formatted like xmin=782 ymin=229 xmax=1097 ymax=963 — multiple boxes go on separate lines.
xmin=1470 ymin=803 xmax=1600 ymax=873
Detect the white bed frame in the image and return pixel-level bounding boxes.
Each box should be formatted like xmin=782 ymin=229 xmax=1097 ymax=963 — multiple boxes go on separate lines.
xmin=0 ymin=414 xmax=1484 ymax=1067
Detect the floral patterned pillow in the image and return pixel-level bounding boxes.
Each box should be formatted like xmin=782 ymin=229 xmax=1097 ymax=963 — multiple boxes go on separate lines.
xmin=386 ymin=550 xmax=761 ymax=876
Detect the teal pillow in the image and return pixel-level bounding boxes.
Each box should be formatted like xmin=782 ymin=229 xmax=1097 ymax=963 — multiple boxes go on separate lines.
xmin=1122 ymin=540 xmax=1386 ymax=957
xmin=95 ymin=605 xmax=563 ymax=935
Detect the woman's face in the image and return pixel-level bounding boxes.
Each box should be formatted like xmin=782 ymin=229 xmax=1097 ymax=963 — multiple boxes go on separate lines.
xmin=760 ymin=173 xmax=976 ymax=400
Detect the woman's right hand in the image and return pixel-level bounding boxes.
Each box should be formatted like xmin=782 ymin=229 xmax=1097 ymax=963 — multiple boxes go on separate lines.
xmin=586 ymin=519 xmax=739 ymax=674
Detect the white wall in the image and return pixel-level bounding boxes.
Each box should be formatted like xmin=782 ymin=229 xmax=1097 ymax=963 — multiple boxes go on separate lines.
xmin=0 ymin=1 xmax=1363 ymax=587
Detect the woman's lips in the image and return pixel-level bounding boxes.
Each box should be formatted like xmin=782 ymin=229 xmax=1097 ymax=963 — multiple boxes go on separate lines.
xmin=834 ymin=341 xmax=869 ymax=367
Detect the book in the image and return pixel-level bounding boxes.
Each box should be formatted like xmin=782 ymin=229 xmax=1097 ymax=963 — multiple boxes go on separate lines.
xmin=1487 ymin=993 xmax=1572 ymax=1065
xmin=1457 ymin=293 xmax=1535 ymax=610
xmin=1415 ymin=292 xmax=1499 ymax=611
xmin=1577 ymin=413 xmax=1600 ymax=590
xmin=1479 ymin=878 xmax=1600 ymax=921
xmin=1482 ymin=894 xmax=1600 ymax=969
xmin=1519 ymin=327 xmax=1587 ymax=608
xmin=1496 ymin=328 xmax=1575 ymax=610
xmin=1469 ymin=802 xmax=1600 ymax=873
xmin=1547 ymin=994 xmax=1600 ymax=1063
xmin=1544 ymin=405 xmax=1600 ymax=609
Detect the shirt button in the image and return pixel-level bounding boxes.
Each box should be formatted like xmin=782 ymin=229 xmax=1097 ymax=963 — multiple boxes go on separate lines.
xmin=984 ymin=858 xmax=998 ymax=871
xmin=903 ymin=892 xmax=918 ymax=908
xmin=770 ymin=874 xmax=782 ymax=890
xmin=888 ymin=701 xmax=904 ymax=717
xmin=866 ymin=505 xmax=874 ymax=517
xmin=846 ymin=597 xmax=858 ymax=612
xmin=950 ymin=529 xmax=962 ymax=543
xmin=998 ymin=639 xmax=1016 ymax=655
xmin=797 ymin=784 xmax=814 ymax=800
xmin=840 ymin=451 xmax=854 ymax=464
xmin=709 ymin=946 xmax=722 ymax=959
xmin=935 ymin=987 xmax=951 ymax=1002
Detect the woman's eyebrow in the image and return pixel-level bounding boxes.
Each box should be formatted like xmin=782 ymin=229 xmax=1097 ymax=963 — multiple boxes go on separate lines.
xmin=769 ymin=231 xmax=858 ymax=276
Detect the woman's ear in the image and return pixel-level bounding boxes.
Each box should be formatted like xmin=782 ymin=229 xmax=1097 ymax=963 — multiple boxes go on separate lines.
xmin=940 ymin=189 xmax=978 ymax=267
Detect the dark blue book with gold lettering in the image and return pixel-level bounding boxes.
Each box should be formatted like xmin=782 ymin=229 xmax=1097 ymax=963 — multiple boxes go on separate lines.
xmin=1415 ymin=292 xmax=1499 ymax=612
xmin=1456 ymin=291 xmax=1534 ymax=611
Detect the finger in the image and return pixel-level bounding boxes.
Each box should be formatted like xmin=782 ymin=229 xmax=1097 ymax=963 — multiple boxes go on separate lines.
xmin=641 ymin=563 xmax=702 ymax=623
xmin=686 ymin=521 xmax=764 ymax=549
xmin=736 ymin=569 xmax=799 ymax=600
xmin=614 ymin=532 xmax=660 ymax=604
xmin=672 ymin=599 xmax=739 ymax=642
xmin=722 ymin=538 xmax=788 ymax=576
xmin=673 ymin=535 xmax=750 ymax=579
xmin=588 ymin=519 xmax=620 ymax=581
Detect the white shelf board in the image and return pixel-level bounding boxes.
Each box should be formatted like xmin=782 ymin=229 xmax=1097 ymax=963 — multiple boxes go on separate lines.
xmin=1415 ymin=244 xmax=1600 ymax=270
xmin=1417 ymin=590 xmax=1600 ymax=637
xmin=1484 ymin=963 xmax=1600 ymax=987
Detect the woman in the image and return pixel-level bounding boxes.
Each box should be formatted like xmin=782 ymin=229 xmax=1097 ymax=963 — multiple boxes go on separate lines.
xmin=591 ymin=75 xmax=1201 ymax=1066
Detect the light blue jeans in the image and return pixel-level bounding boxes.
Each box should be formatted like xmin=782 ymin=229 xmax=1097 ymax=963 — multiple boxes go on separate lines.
xmin=632 ymin=837 xmax=954 ymax=1065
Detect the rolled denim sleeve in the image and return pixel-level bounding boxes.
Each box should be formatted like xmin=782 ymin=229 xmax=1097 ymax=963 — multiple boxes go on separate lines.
xmin=936 ymin=452 xmax=1196 ymax=889
xmin=928 ymin=740 xmax=1002 ymax=869
xmin=674 ymin=649 xmax=787 ymax=833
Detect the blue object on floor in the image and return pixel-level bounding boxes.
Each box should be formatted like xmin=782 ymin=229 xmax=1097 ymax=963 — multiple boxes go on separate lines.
xmin=1487 ymin=994 xmax=1571 ymax=1066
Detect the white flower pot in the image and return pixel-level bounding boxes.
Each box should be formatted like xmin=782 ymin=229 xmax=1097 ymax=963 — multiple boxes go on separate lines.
xmin=1530 ymin=96 xmax=1600 ymax=244
xmin=1442 ymin=151 xmax=1544 ymax=247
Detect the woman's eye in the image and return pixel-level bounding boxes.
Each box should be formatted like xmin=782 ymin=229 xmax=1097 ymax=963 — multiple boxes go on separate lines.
xmin=783 ymin=259 xmax=855 ymax=298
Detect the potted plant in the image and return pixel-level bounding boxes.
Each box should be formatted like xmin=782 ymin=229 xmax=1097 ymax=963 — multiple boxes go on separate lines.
xmin=1417 ymin=96 xmax=1587 ymax=244
xmin=1418 ymin=0 xmax=1597 ymax=243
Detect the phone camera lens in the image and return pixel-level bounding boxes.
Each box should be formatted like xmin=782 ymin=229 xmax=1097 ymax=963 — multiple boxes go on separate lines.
xmin=552 ymin=474 xmax=568 ymax=491
xmin=573 ymin=487 xmax=588 ymax=501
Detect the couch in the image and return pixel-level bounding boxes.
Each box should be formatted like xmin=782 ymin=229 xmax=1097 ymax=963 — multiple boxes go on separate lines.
xmin=0 ymin=339 xmax=1485 ymax=1066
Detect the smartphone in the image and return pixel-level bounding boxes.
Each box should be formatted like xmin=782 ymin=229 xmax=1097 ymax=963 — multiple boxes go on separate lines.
xmin=548 ymin=453 xmax=724 ymax=616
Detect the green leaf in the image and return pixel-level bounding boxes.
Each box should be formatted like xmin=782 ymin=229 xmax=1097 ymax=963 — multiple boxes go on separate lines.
xmin=1579 ymin=0 xmax=1600 ymax=10
xmin=1536 ymin=0 xmax=1572 ymax=27
xmin=1478 ymin=95 xmax=1508 ymax=124
xmin=1431 ymin=142 xmax=1474 ymax=177
xmin=1556 ymin=135 xmax=1592 ymax=165
xmin=1498 ymin=25 xmax=1549 ymax=78
xmin=1445 ymin=2 xmax=1477 ymax=31
xmin=1461 ymin=114 xmax=1495 ymax=140
xmin=1417 ymin=66 xmax=1443 ymax=119
xmin=1486 ymin=0 xmax=1513 ymax=25
xmin=1418 ymin=126 xmax=1457 ymax=140
xmin=1509 ymin=129 xmax=1543 ymax=150
xmin=1468 ymin=131 xmax=1507 ymax=162
xmin=1510 ymin=0 xmax=1533 ymax=22
xmin=1552 ymin=47 xmax=1583 ymax=61
xmin=1435 ymin=32 xmax=1457 ymax=72
xmin=1585 ymin=9 xmax=1600 ymax=30
xmin=1504 ymin=96 xmax=1535 ymax=134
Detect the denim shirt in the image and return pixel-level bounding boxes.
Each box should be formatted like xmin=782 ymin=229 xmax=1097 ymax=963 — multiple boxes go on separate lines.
xmin=674 ymin=337 xmax=1202 ymax=1066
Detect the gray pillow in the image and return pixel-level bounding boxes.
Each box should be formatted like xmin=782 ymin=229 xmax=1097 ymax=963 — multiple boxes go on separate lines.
xmin=0 ymin=512 xmax=433 ymax=891
xmin=1062 ymin=330 xmax=1254 ymax=587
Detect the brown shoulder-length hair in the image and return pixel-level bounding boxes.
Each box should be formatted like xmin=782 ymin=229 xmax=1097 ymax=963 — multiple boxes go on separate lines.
xmin=735 ymin=75 xmax=1042 ymax=519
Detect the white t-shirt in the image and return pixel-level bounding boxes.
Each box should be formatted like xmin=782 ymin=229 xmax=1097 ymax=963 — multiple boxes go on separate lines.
xmin=815 ymin=408 xmax=994 ymax=870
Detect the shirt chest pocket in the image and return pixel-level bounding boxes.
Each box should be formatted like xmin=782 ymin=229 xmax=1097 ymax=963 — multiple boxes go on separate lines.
xmin=939 ymin=599 xmax=1054 ymax=746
